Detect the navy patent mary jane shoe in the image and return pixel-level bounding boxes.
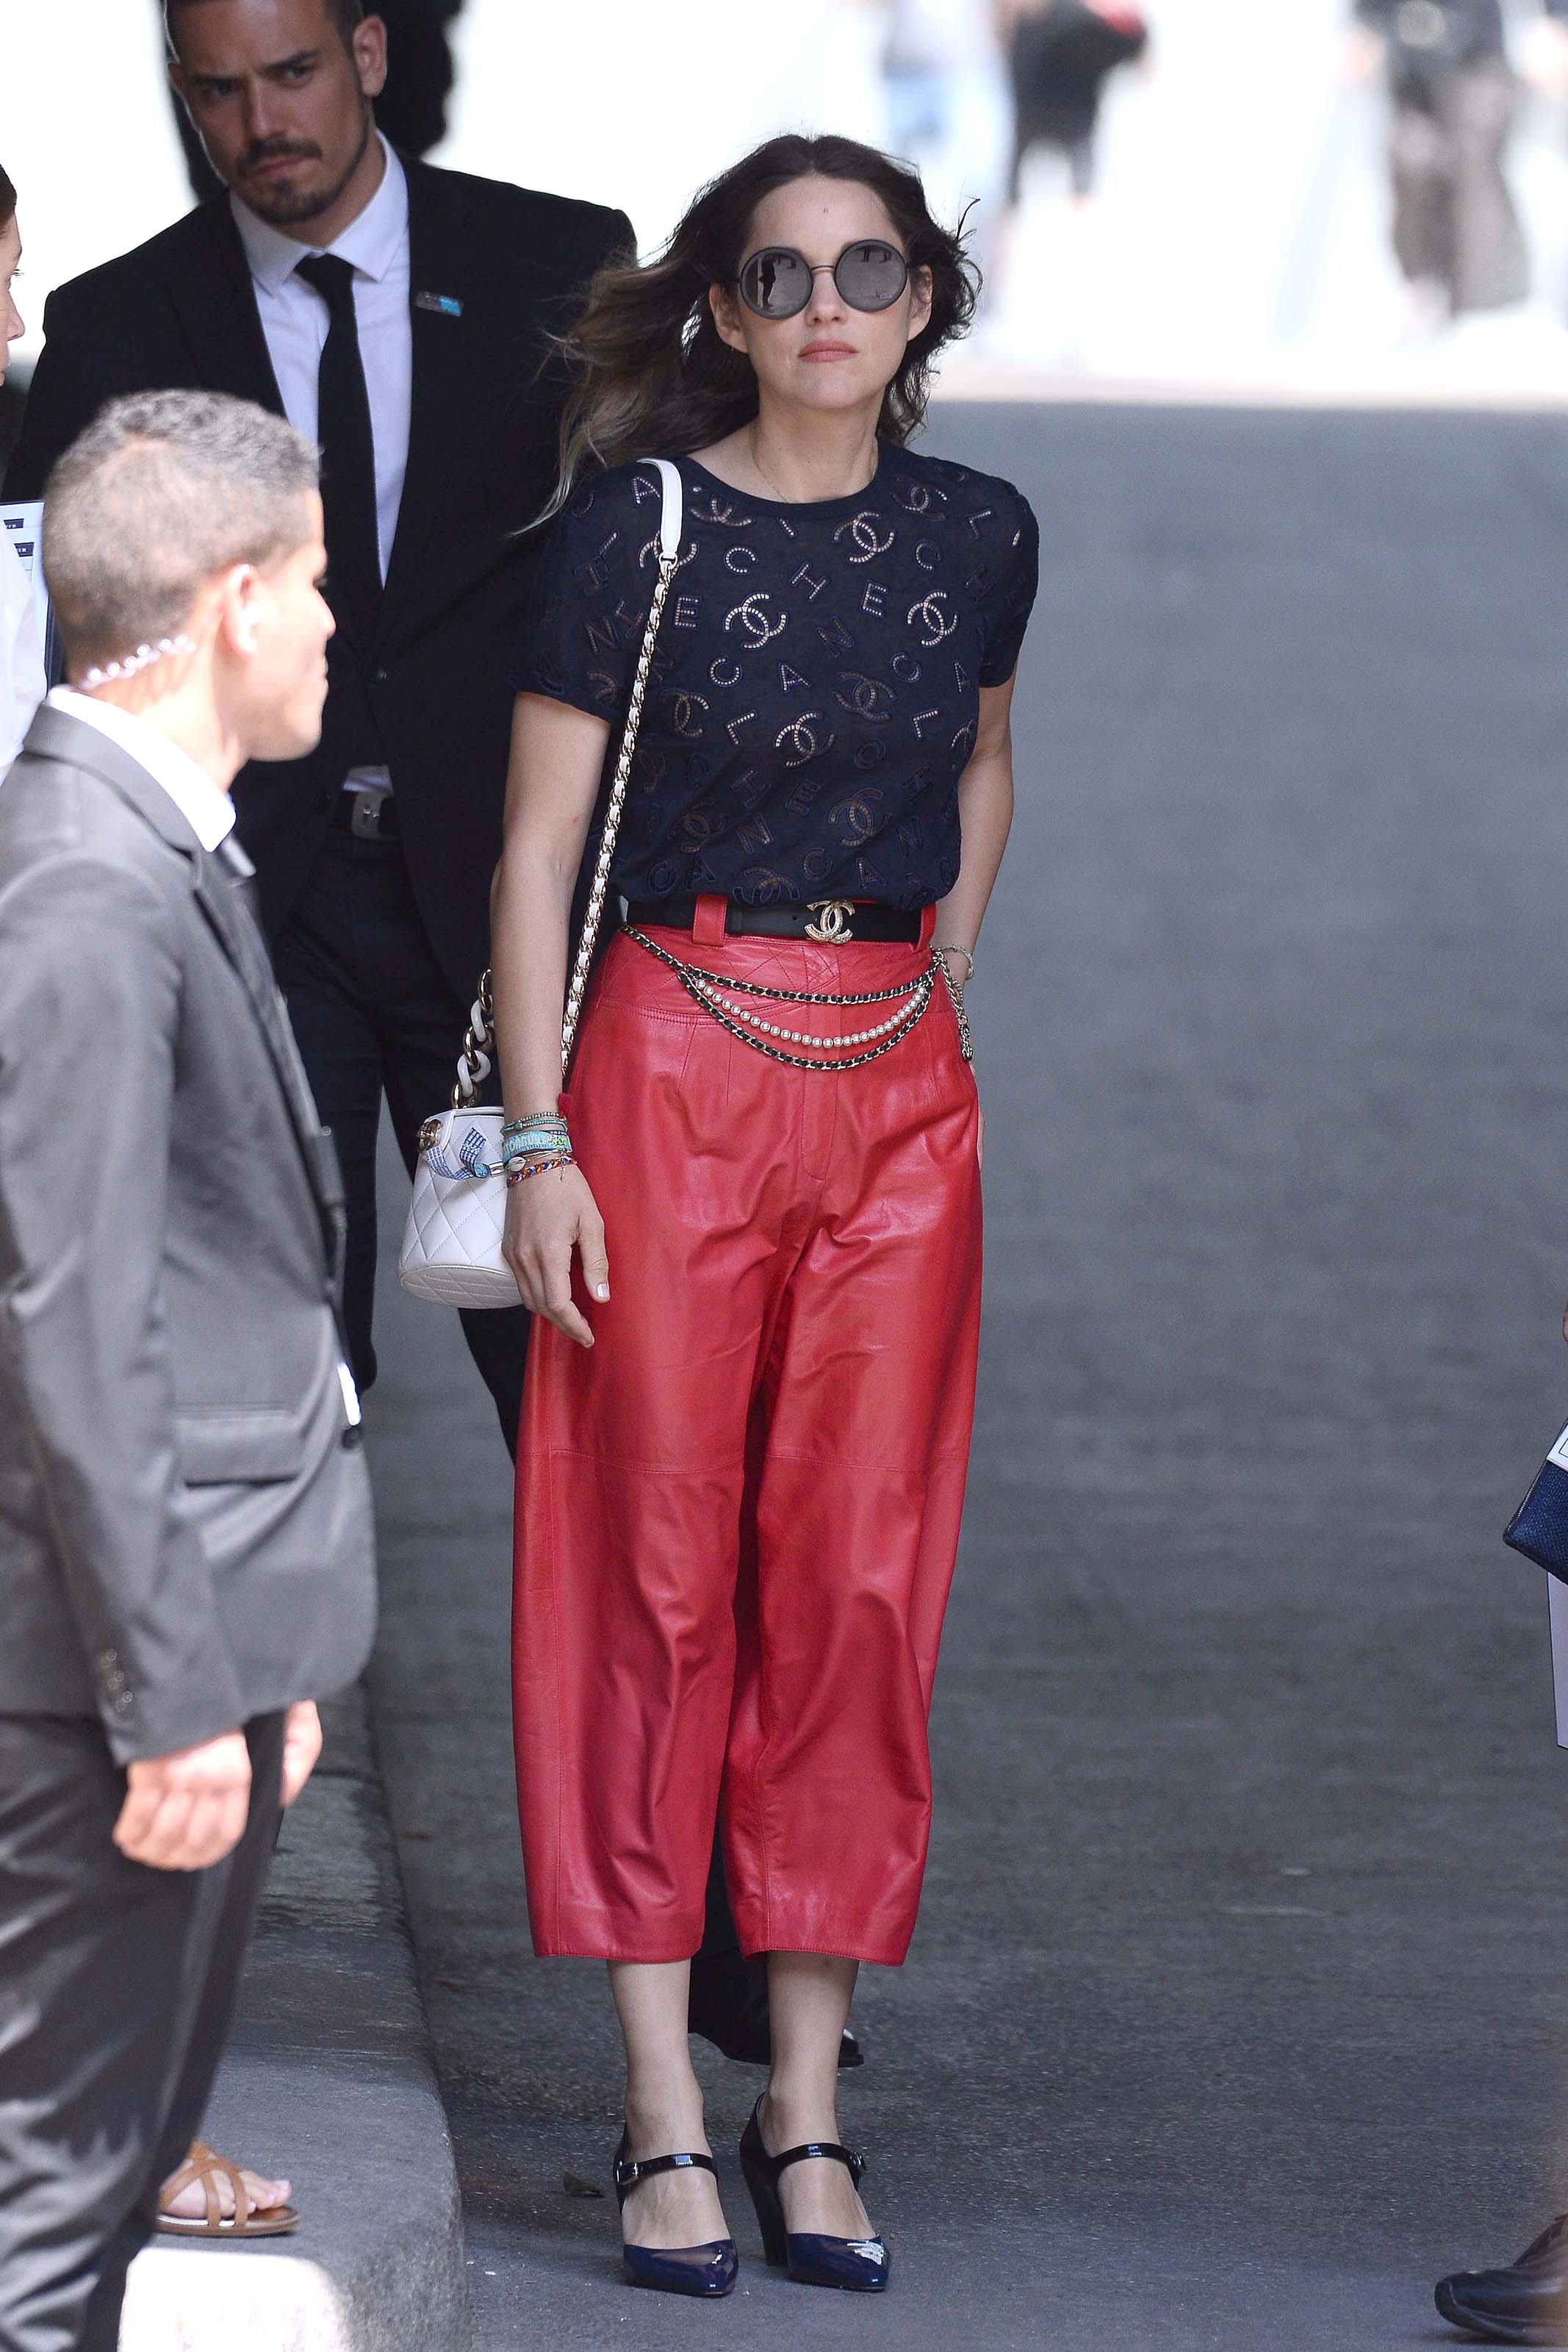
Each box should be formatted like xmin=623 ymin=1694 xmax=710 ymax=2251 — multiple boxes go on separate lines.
xmin=611 ymin=2137 xmax=737 ymax=2298
xmin=738 ymin=2098 xmax=891 ymax=2292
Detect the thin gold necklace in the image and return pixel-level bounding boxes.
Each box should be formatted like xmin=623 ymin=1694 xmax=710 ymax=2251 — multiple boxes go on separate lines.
xmin=747 ymin=425 xmax=874 ymax=506
xmin=748 ymin=425 xmax=792 ymax=504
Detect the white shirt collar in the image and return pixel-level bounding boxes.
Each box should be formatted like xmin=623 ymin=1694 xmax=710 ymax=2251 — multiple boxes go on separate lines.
xmin=231 ymin=132 xmax=408 ymax=296
xmin=46 ymin=688 xmax=237 ymax=853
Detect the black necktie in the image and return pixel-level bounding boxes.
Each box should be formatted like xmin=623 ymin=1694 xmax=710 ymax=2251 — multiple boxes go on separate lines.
xmin=294 ymin=252 xmax=381 ymax=650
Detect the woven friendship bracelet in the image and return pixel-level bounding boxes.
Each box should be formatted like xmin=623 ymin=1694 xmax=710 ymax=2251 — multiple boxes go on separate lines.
xmin=504 ymin=1153 xmax=576 ymax=1188
xmin=503 ymin=1125 xmax=571 ymax=1155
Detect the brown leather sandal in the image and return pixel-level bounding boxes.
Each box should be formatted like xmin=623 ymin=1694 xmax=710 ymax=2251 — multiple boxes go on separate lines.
xmin=155 ymin=2138 xmax=301 ymax=2238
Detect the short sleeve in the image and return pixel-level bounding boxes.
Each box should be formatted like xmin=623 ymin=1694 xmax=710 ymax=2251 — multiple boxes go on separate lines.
xmin=977 ymin=492 xmax=1040 ymax=689
xmin=512 ymin=465 xmax=659 ymax=719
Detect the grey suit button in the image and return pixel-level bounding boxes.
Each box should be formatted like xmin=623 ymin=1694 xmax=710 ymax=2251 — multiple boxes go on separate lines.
xmin=112 ymin=1691 xmax=134 ymax=1715
xmin=98 ymin=1649 xmax=118 ymax=1671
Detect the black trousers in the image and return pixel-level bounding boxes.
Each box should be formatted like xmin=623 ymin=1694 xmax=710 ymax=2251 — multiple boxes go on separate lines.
xmin=272 ymin=831 xmax=742 ymax=1967
xmin=1388 ymin=60 xmax=1527 ymax=314
xmin=0 ymin=1712 xmax=284 ymax=2352
xmin=271 ymin=823 xmax=528 ymax=1449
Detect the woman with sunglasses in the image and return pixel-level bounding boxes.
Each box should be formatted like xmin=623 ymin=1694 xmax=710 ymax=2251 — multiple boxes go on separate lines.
xmin=492 ymin=132 xmax=1037 ymax=2300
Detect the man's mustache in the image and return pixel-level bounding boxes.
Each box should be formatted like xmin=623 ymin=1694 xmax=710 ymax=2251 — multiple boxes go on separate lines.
xmin=240 ymin=141 xmax=323 ymax=173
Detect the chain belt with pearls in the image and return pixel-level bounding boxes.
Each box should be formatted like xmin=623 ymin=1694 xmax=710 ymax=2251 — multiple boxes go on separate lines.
xmin=622 ymin=928 xmax=972 ymax=1072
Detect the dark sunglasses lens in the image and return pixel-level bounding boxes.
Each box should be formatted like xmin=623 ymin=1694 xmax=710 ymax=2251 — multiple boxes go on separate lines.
xmin=834 ymin=241 xmax=908 ymax=311
xmin=740 ymin=250 xmax=811 ymax=317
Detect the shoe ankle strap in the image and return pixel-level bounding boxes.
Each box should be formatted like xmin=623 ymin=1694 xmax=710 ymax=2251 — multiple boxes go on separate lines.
xmin=769 ymin=2139 xmax=866 ymax=2187
xmin=614 ymin=2150 xmax=718 ymax=2192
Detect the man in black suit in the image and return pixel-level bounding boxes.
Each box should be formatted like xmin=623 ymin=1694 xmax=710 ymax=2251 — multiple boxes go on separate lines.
xmin=6 ymin=0 xmax=630 ymax=1444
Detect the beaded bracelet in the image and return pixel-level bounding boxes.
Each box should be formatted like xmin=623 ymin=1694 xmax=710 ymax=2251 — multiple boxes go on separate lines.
xmin=505 ymin=1154 xmax=576 ymax=1187
xmin=503 ymin=1111 xmax=565 ymax=1137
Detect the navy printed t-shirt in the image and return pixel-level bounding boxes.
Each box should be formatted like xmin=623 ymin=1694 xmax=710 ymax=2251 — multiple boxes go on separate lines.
xmin=516 ymin=442 xmax=1038 ymax=910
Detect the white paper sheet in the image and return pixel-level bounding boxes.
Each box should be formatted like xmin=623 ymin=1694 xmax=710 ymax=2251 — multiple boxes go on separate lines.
xmin=0 ymin=503 xmax=54 ymax=679
xmin=1547 ymin=1574 xmax=1568 ymax=1749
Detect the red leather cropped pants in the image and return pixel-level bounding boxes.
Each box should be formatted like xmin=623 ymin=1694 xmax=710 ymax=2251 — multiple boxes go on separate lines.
xmin=511 ymin=900 xmax=983 ymax=1965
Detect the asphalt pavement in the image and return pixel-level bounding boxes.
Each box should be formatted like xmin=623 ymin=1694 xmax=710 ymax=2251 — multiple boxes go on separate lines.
xmin=365 ymin=399 xmax=1568 ymax=2350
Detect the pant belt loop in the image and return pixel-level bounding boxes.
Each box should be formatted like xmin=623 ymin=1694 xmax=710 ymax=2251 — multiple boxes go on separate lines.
xmin=693 ymin=894 xmax=729 ymax=947
xmin=918 ymin=903 xmax=937 ymax=948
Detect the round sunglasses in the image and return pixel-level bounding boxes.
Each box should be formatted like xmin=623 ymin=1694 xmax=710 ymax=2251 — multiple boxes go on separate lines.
xmin=736 ymin=239 xmax=910 ymax=320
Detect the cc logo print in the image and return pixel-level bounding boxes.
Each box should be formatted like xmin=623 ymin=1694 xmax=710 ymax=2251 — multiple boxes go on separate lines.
xmin=833 ymin=511 xmax=896 ymax=564
xmin=906 ymin=590 xmax=957 ymax=648
xmin=775 ymin=713 xmax=832 ymax=766
xmin=724 ymin=594 xmax=788 ymax=646
xmin=836 ymin=672 xmax=893 ymax=722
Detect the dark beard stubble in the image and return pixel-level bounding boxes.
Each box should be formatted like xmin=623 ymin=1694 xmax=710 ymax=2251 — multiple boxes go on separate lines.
xmin=239 ymin=104 xmax=374 ymax=230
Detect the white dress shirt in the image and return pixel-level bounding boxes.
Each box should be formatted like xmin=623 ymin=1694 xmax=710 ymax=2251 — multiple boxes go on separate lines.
xmin=0 ymin=535 xmax=46 ymax=772
xmin=231 ymin=134 xmax=411 ymax=584
xmin=46 ymin=688 xmax=237 ymax=852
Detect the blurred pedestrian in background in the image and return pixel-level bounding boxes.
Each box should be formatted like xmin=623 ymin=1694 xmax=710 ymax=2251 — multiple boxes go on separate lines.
xmin=999 ymin=0 xmax=1148 ymax=205
xmin=0 ymin=165 xmax=45 ymax=772
xmin=876 ymin=0 xmax=1007 ymax=230
xmin=989 ymin=0 xmax=1148 ymax=353
xmin=0 ymin=387 xmax=375 ymax=2352
xmin=1345 ymin=0 xmax=1568 ymax=329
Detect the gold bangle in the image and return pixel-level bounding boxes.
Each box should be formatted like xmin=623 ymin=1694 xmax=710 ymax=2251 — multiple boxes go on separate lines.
xmin=933 ymin=942 xmax=974 ymax=983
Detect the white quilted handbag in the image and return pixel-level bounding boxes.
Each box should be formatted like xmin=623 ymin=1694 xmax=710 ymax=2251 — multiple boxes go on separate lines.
xmin=398 ymin=458 xmax=683 ymax=1308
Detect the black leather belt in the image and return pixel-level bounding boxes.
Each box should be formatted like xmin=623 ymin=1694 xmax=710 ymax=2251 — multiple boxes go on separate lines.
xmin=625 ymin=895 xmax=921 ymax=944
xmin=334 ymin=788 xmax=400 ymax=842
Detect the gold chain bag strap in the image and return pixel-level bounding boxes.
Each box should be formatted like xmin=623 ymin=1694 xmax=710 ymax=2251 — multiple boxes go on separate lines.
xmin=397 ymin=458 xmax=684 ymax=1306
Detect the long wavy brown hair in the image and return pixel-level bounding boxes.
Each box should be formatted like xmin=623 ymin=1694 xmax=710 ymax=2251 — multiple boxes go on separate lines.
xmin=545 ymin=135 xmax=979 ymax=517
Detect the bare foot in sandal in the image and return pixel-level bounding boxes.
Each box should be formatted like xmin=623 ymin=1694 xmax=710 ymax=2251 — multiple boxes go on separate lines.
xmin=157 ymin=2139 xmax=299 ymax=2236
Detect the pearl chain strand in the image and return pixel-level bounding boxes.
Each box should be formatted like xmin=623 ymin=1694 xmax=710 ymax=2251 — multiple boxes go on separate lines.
xmin=689 ymin=972 xmax=928 ymax=1050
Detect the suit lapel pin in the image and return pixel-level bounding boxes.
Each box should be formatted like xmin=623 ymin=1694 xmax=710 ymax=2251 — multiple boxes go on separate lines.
xmin=415 ymin=290 xmax=464 ymax=318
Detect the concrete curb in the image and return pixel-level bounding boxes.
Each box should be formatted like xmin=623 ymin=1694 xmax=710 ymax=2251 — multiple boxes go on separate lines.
xmin=118 ymin=1685 xmax=472 ymax=2352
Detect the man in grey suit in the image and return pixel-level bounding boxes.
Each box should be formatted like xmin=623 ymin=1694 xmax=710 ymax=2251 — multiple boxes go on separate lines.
xmin=0 ymin=390 xmax=376 ymax=2352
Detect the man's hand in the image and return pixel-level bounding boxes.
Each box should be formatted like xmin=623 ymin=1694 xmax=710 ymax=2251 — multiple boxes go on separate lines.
xmin=113 ymin=1731 xmax=252 ymax=1871
xmin=281 ymin=1701 xmax=323 ymax=1809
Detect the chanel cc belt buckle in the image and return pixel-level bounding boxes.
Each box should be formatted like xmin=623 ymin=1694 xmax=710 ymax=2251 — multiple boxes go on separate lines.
xmin=805 ymin=897 xmax=855 ymax=942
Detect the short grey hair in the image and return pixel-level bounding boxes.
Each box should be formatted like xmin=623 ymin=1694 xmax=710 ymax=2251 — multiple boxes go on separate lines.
xmin=43 ymin=391 xmax=320 ymax=670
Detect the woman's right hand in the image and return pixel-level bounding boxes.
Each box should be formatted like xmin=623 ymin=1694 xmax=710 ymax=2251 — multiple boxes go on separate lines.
xmin=503 ymin=1163 xmax=610 ymax=1348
